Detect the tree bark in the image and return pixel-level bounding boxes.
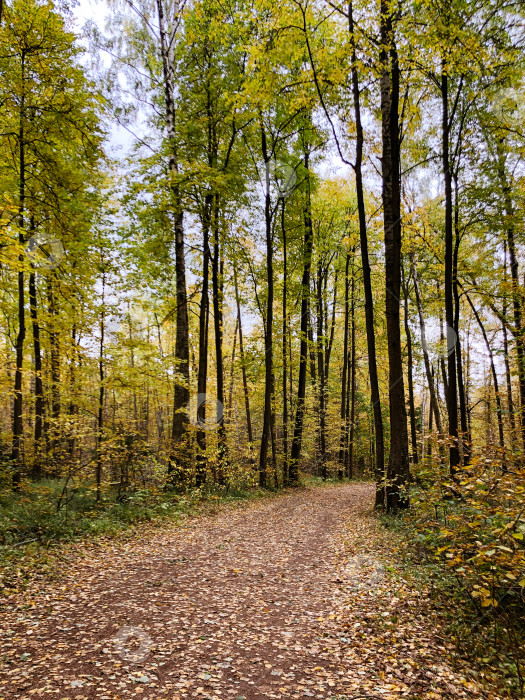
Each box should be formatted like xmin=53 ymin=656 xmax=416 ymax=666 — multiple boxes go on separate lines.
xmin=466 ymin=293 xmax=506 ymax=460
xmin=496 ymin=139 xmax=525 ymax=452
xmin=282 ymin=199 xmax=289 ymax=483
xmin=380 ymin=0 xmax=409 ymax=509
xmin=234 ymin=264 xmax=253 ymax=447
xmin=402 ymin=264 xmax=418 ymax=466
xmin=211 ymin=194 xmax=227 ymax=483
xmin=47 ymin=279 xmax=60 ymax=471
xmin=349 ymin=0 xmax=385 ymax=506
xmin=453 ymin=173 xmax=469 ymax=463
xmin=196 ymin=193 xmax=212 ymax=486
xmin=442 ymin=68 xmax=460 ymax=475
xmin=258 ymin=125 xmax=274 ymax=487
xmin=348 ymin=254 xmax=356 ymax=479
xmin=96 ymin=272 xmax=106 ymax=502
xmin=289 ymin=143 xmax=314 ymax=484
xmin=316 ymin=262 xmax=327 ymax=479
xmin=12 ymin=50 xmax=26 ymax=488
xmin=502 ymin=244 xmax=516 ymax=449
xmin=29 ymin=268 xmax=44 ymax=480
xmin=228 ymin=318 xmax=238 ymax=413
xmin=427 ymin=368 xmax=434 ymax=458
xmin=412 ymin=257 xmax=443 ymax=434
xmin=338 ymin=252 xmax=350 ymax=477
xmin=156 ymin=0 xmax=190 ymax=481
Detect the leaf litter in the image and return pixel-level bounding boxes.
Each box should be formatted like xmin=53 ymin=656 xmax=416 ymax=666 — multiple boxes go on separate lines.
xmin=0 ymin=483 xmax=502 ymax=699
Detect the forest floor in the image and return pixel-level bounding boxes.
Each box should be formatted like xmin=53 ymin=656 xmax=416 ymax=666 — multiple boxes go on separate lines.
xmin=0 ymin=483 xmax=503 ymax=700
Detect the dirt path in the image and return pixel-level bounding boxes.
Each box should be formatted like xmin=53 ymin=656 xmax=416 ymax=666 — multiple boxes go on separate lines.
xmin=0 ymin=484 xmax=500 ymax=699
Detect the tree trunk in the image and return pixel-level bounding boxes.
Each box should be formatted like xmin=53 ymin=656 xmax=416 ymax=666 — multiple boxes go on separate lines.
xmin=228 ymin=318 xmax=238 ymax=413
xmin=47 ymin=280 xmax=60 ymax=472
xmin=96 ymin=273 xmax=106 ymax=502
xmin=496 ymin=139 xmax=525 ymax=452
xmin=282 ymin=199 xmax=289 ymax=483
xmin=12 ymin=53 xmax=26 ymax=488
xmin=29 ymin=268 xmax=44 ymax=480
xmin=68 ymin=326 xmax=78 ymax=459
xmin=234 ymin=264 xmax=253 ymax=447
xmin=348 ymin=254 xmax=356 ymax=479
xmin=289 ymin=142 xmax=314 ymax=484
xmin=196 ymin=193 xmax=211 ymax=486
xmin=427 ymin=369 xmax=434 ymax=458
xmin=212 ymin=194 xmax=227 ymax=483
xmin=338 ymin=252 xmax=350 ymax=477
xmin=380 ymin=0 xmax=409 ymax=509
xmin=156 ymin=0 xmax=190 ymax=481
xmin=259 ymin=125 xmax=274 ymax=488
xmin=402 ymin=264 xmax=418 ymax=466
xmin=349 ymin=0 xmax=385 ymax=506
xmin=502 ymin=244 xmax=516 ymax=449
xmin=412 ymin=257 xmax=443 ymax=433
xmin=453 ymin=173 xmax=469 ymax=463
xmin=439 ymin=312 xmax=449 ymax=405
xmin=466 ymin=293 xmax=506 ymax=460
xmin=442 ymin=69 xmax=460 ymax=475
xmin=316 ymin=263 xmax=327 ymax=479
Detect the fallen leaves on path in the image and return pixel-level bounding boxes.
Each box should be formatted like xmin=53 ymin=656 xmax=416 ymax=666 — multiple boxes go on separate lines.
xmin=0 ymin=484 xmax=502 ymax=699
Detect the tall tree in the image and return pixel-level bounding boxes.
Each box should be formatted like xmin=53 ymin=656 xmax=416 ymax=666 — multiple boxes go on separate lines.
xmin=379 ymin=0 xmax=409 ymax=509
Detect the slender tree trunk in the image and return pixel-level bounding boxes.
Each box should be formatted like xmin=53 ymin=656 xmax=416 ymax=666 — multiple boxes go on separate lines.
xmin=270 ymin=366 xmax=278 ymax=486
xmin=349 ymin=0 xmax=385 ymax=506
xmin=282 ymin=199 xmax=289 ymax=483
xmin=496 ymin=139 xmax=525 ymax=452
xmin=316 ymin=263 xmax=327 ymax=479
xmin=427 ymin=370 xmax=434 ymax=459
xmin=412 ymin=257 xmax=443 ymax=433
xmin=502 ymin=244 xmax=516 ymax=449
xmin=348 ymin=255 xmax=356 ymax=479
xmin=234 ymin=265 xmax=253 ymax=447
xmin=345 ymin=331 xmax=352 ymax=476
xmin=442 ymin=69 xmax=460 ymax=475
xmin=402 ymin=265 xmax=418 ymax=466
xmin=338 ymin=252 xmax=350 ymax=477
xmin=466 ymin=293 xmax=506 ymax=460
xmin=212 ymin=194 xmax=227 ymax=483
xmin=307 ymin=284 xmax=317 ymax=381
xmin=502 ymin=314 xmax=515 ymax=448
xmin=96 ymin=273 xmax=106 ymax=502
xmin=196 ymin=193 xmax=211 ymax=486
xmin=156 ymin=0 xmax=190 ymax=481
xmin=68 ymin=326 xmax=78 ymax=458
xmin=439 ymin=311 xmax=449 ymax=404
xmin=465 ymin=327 xmax=472 ymax=445
xmin=12 ymin=52 xmax=26 ymax=488
xmin=324 ymin=270 xmax=337 ymax=420
xmin=453 ymin=174 xmax=469 ymax=463
xmin=289 ymin=141 xmax=314 ymax=484
xmin=259 ymin=126 xmax=274 ymax=487
xmin=228 ymin=318 xmax=238 ymax=413
xmin=29 ymin=268 xmax=44 ymax=480
xmin=170 ymin=183 xmax=190 ymax=466
xmin=47 ymin=280 xmax=60 ymax=472
xmin=380 ymin=1 xmax=409 ymax=509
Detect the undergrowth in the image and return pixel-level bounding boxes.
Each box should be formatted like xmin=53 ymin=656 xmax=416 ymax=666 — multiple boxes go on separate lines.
xmin=382 ymin=452 xmax=525 ymax=698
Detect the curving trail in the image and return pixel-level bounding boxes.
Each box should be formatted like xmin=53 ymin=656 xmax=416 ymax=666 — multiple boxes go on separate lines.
xmin=0 ymin=484 xmax=500 ymax=699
